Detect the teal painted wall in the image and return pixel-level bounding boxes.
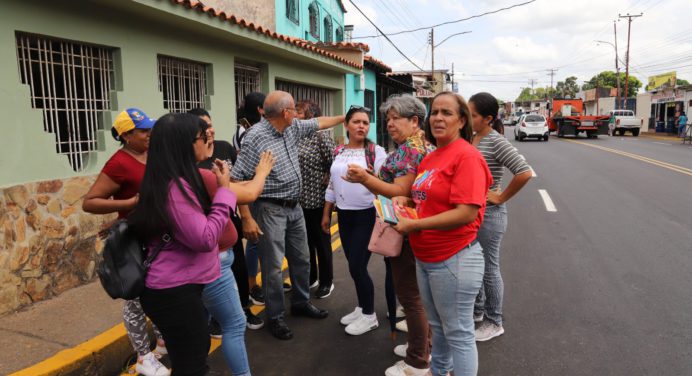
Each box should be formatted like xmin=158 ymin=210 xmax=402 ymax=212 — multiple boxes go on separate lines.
xmin=343 ymin=68 xmax=378 ymax=142
xmin=0 ymin=0 xmax=354 ymax=187
xmin=275 ymin=0 xmax=344 ymax=43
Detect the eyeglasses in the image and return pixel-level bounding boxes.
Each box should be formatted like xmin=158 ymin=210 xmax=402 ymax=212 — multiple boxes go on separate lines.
xmin=193 ymin=132 xmax=208 ymax=144
xmin=348 ymin=105 xmax=372 ymax=113
xmin=283 ymin=107 xmax=297 ymax=113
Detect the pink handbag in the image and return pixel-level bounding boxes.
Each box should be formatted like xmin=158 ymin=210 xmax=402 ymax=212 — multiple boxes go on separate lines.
xmin=368 ymin=218 xmax=403 ymax=257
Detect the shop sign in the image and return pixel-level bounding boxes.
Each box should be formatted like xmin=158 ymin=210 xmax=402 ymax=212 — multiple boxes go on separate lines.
xmin=651 ymin=89 xmax=684 ymax=103
xmin=416 ymin=87 xmax=434 ymax=98
xmin=647 ymin=71 xmax=676 ymax=91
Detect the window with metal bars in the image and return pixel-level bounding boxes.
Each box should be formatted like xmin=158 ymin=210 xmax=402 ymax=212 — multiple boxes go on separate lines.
xmin=364 ymin=89 xmax=375 ymax=116
xmin=15 ymin=33 xmax=115 ymax=172
xmin=234 ymin=63 xmax=262 ymax=109
xmin=157 ymin=55 xmax=208 ymax=113
xmin=276 ymin=80 xmax=334 ymax=117
xmin=323 ymin=16 xmax=333 ymax=43
xmin=309 ymin=2 xmax=320 ymax=40
xmin=335 ymin=26 xmax=344 ymax=42
xmin=286 ymin=0 xmax=299 ymax=24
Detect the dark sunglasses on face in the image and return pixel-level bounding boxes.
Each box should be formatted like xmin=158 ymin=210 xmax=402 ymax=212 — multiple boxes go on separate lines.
xmin=194 ymin=132 xmax=208 ymax=144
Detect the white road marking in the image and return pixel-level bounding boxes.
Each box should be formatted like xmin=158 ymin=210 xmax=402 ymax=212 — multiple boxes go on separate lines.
xmin=529 ymin=167 xmax=537 ymax=177
xmin=538 ymin=189 xmax=557 ymax=212
xmin=653 ymin=141 xmax=672 ymax=146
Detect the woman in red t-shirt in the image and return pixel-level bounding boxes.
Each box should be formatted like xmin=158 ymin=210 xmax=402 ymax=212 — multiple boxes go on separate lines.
xmin=82 ymin=109 xmax=169 ymax=376
xmin=393 ymin=92 xmax=492 ymax=376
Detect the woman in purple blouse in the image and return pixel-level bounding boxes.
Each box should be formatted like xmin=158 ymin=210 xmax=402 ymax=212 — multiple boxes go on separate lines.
xmin=128 ymin=113 xmax=272 ymax=376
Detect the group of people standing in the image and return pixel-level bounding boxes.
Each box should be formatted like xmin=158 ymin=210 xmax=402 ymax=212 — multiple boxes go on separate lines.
xmin=83 ymin=87 xmax=531 ymax=376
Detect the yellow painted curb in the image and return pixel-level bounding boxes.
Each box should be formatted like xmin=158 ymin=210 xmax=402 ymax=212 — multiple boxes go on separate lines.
xmin=9 ymin=324 xmax=128 ymax=376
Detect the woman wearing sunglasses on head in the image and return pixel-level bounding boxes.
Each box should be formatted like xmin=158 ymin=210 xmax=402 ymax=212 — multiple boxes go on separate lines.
xmin=322 ymin=105 xmax=387 ymax=336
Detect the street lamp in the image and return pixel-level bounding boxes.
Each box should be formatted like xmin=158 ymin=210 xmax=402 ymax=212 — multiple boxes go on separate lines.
xmin=430 ymin=30 xmax=472 ymax=92
xmin=595 ymin=40 xmax=622 ymax=109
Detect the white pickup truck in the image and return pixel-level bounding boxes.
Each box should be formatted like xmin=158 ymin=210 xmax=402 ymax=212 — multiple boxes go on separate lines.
xmin=609 ymin=110 xmax=643 ymax=136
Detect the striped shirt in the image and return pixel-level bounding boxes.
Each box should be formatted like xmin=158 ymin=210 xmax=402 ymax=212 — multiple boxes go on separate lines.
xmin=475 ymin=130 xmax=531 ymax=192
xmin=232 ymin=117 xmax=319 ymax=200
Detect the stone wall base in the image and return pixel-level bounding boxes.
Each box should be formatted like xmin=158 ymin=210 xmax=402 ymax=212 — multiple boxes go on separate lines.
xmin=0 ymin=176 xmax=116 ymax=315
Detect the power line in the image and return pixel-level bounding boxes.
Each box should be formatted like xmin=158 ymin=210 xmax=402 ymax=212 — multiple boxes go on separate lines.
xmin=352 ymin=0 xmax=537 ymax=39
xmin=347 ymin=0 xmax=424 ymax=71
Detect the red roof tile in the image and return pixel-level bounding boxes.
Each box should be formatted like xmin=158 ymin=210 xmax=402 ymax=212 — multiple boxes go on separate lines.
xmin=364 ymin=55 xmax=392 ymax=72
xmin=315 ymin=41 xmax=370 ymax=52
xmin=170 ymin=0 xmax=362 ymax=69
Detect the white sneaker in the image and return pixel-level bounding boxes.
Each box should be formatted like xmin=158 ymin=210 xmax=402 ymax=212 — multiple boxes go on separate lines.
xmin=395 ymin=320 xmax=408 ymax=332
xmin=385 ymin=360 xmax=429 ymax=376
xmin=394 ymin=343 xmax=408 ymax=357
xmin=309 ymin=280 xmax=319 ymax=289
xmin=340 ymin=307 xmax=363 ymax=325
xmin=473 ymin=312 xmax=484 ymax=323
xmin=475 ymin=322 xmax=504 ymax=342
xmin=153 ymin=343 xmax=167 ymax=356
xmin=345 ymin=313 xmax=378 ymax=335
xmin=136 ymin=352 xmax=171 ymax=376
xmin=387 ymin=305 xmax=406 ymax=319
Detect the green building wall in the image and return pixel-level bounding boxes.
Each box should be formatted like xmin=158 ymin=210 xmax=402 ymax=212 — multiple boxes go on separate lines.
xmin=0 ymin=0 xmax=354 ymax=187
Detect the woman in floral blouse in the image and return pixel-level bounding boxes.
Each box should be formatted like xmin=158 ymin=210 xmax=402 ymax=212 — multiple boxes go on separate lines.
xmin=344 ymin=94 xmax=435 ymax=376
xmin=296 ymin=100 xmax=337 ymax=299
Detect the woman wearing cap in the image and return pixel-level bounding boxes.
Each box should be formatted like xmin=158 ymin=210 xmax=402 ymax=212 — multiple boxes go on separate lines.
xmin=83 ymin=108 xmax=170 ymax=376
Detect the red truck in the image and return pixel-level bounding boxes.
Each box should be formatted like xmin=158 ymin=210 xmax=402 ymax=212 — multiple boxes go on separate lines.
xmin=547 ymin=99 xmax=609 ymax=138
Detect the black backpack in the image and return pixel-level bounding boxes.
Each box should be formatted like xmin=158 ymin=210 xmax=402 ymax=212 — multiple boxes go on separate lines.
xmin=97 ymin=220 xmax=170 ymax=300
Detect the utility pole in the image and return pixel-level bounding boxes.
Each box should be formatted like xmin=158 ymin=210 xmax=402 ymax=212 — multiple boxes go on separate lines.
xmin=619 ymin=13 xmax=642 ymax=110
xmin=547 ymin=68 xmax=557 ymax=98
xmin=429 ymin=28 xmax=435 ymax=93
xmin=614 ymin=20 xmax=621 ymax=109
xmin=528 ymin=78 xmax=537 ymax=95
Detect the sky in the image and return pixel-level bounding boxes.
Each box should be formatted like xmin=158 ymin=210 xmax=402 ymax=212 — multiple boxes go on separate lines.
xmin=343 ymin=0 xmax=692 ymax=102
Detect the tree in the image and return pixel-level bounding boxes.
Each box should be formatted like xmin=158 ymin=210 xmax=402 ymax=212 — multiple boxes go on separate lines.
xmin=555 ymin=76 xmax=579 ymax=98
xmin=676 ymin=78 xmax=690 ymax=86
xmin=516 ymin=87 xmax=533 ymax=101
xmin=582 ymin=71 xmax=642 ymax=97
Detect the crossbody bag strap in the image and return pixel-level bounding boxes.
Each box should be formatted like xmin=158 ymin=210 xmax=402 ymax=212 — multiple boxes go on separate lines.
xmin=143 ymin=233 xmax=172 ymax=269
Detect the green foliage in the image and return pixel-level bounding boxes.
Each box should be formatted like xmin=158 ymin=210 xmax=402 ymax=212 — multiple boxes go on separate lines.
xmin=515 ymin=86 xmax=556 ymax=101
xmin=582 ymin=71 xmax=642 ymax=97
xmin=555 ymin=76 xmax=580 ymax=98
xmin=676 ymin=78 xmax=690 ymax=86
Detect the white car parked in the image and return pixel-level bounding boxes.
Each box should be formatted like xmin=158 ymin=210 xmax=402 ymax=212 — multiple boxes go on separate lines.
xmin=514 ymin=114 xmax=549 ymax=141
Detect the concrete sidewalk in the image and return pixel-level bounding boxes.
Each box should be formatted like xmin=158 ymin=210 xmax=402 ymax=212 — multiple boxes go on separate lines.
xmin=0 ymin=281 xmax=132 ymax=375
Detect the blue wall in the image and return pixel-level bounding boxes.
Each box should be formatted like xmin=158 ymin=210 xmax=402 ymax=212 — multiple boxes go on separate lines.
xmin=275 ymin=0 xmax=344 ymax=42
xmin=344 ymin=68 xmax=377 ymax=142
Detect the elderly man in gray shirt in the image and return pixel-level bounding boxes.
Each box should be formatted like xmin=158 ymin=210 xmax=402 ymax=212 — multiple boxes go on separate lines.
xmin=232 ymin=90 xmax=344 ymax=340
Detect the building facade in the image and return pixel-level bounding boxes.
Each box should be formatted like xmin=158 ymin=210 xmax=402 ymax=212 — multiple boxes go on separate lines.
xmin=0 ymin=0 xmax=360 ymax=314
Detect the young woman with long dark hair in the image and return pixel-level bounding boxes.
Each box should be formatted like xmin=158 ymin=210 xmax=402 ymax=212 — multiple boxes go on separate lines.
xmin=129 ymin=113 xmax=273 ymax=375
xmin=468 ymin=92 xmax=532 ymax=342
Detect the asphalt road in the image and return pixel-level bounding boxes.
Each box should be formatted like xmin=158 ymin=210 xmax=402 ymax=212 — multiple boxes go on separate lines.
xmin=208 ymin=131 xmax=692 ymax=375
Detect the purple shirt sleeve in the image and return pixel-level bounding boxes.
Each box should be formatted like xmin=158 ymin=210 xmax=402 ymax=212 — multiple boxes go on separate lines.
xmin=167 ymin=180 xmax=236 ymax=253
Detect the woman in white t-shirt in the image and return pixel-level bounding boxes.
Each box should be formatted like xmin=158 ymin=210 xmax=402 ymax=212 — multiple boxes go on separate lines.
xmin=321 ymin=106 xmax=386 ymax=336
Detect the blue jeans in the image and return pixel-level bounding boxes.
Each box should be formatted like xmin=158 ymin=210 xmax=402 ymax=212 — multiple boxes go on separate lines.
xmin=202 ymin=251 xmax=251 ymax=376
xmin=679 ymin=124 xmax=687 ymax=137
xmin=251 ymin=200 xmax=311 ymax=320
xmin=474 ymin=204 xmax=508 ymax=325
xmin=416 ymin=242 xmax=484 ymax=376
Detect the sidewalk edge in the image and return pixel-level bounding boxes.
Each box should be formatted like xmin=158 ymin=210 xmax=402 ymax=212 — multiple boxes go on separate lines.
xmin=8 ymin=324 xmax=130 ymax=376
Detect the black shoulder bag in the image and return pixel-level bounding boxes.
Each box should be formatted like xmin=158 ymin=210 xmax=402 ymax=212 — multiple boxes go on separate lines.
xmin=97 ymin=220 xmax=171 ymax=300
